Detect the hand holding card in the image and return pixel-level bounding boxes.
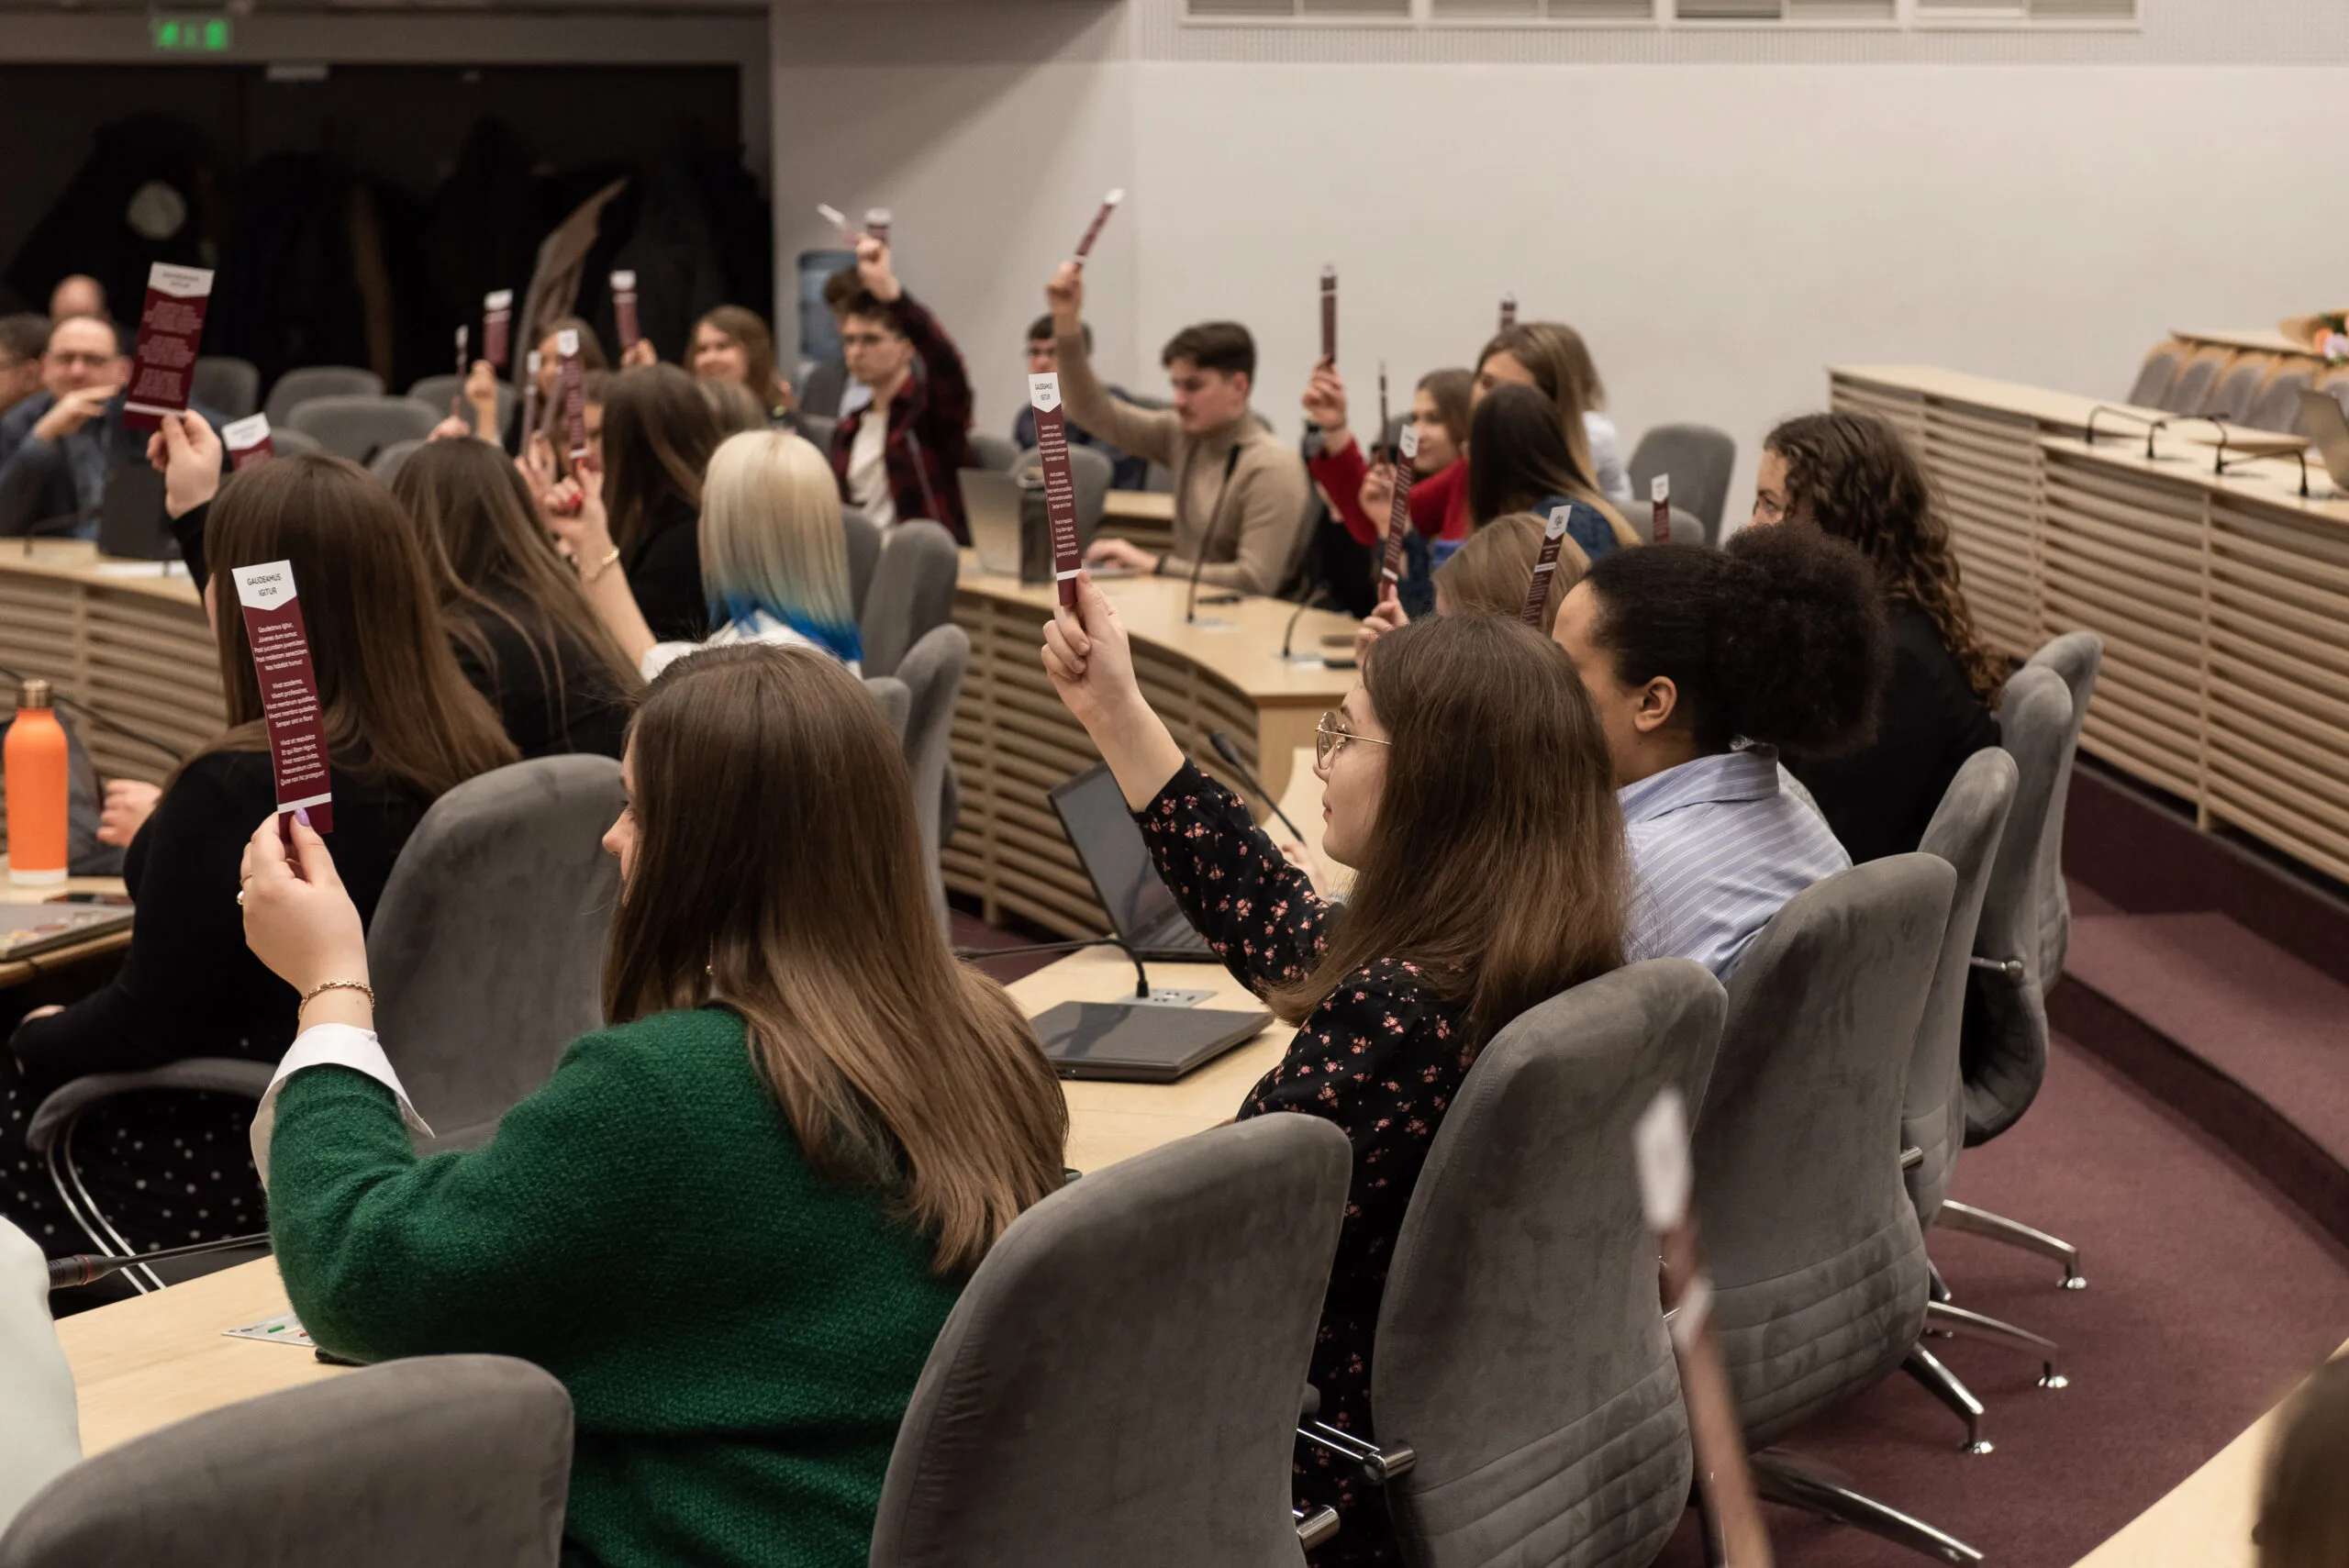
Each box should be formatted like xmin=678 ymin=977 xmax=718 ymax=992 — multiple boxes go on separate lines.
xmin=122 ymin=263 xmax=215 ymax=433
xmin=1028 ymin=373 xmax=1085 ymax=608
xmin=231 ymin=561 xmax=334 ymax=837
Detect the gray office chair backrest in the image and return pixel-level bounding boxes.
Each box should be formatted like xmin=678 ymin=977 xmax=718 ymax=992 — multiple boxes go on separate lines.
xmin=869 ymin=1116 xmax=1351 ymax=1568
xmin=2023 ymin=631 xmax=2100 ymax=997
xmin=286 ymin=395 xmax=441 ymax=465
xmin=800 ymin=412 xmax=839 ymax=454
xmin=406 ymin=374 xmax=518 ymax=436
xmin=368 ymin=439 xmax=423 ymax=485
xmin=0 ymin=1355 xmax=571 ymax=1568
xmin=860 ymin=519 xmax=960 ymax=679
xmin=798 ymin=357 xmax=849 ymax=420
xmin=1958 ymin=665 xmax=2072 ymax=1145
xmin=966 ymin=431 xmax=1022 ymax=473
xmin=863 ymin=674 xmax=909 ymax=742
xmin=368 ymin=755 xmax=624 ymax=1151
xmin=895 ymin=624 xmax=967 ymax=938
xmin=1628 ymin=502 xmax=1707 ymax=547
xmin=1015 ymin=441 xmax=1114 ymax=545
xmin=272 ymin=426 xmax=324 ymax=458
xmin=190 ymin=356 xmax=259 ymax=421
xmin=841 ymin=504 xmax=881 ymax=617
xmin=1692 ymin=854 xmax=1954 ymax=1445
xmin=2206 ymin=357 xmax=2270 ymax=425
xmin=2125 ymin=343 xmax=2182 ymax=410
xmin=1626 ymin=424 xmax=1736 ymax=543
xmin=2163 ymin=352 xmax=2223 ymax=415
xmin=1905 ymin=749 xmax=2016 ymax=1228
xmin=2246 ymin=365 xmax=2314 ymax=434
xmin=1375 ymin=961 xmax=1725 ymax=1568
xmin=263 ymin=365 xmax=384 ymax=429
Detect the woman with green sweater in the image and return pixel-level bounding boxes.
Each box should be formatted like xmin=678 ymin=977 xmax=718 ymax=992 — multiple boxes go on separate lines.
xmin=236 ymin=644 xmax=1069 ymax=1568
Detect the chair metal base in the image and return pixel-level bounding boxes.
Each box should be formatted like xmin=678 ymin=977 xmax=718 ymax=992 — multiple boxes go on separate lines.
xmin=1752 ymin=1451 xmax=1983 ymax=1565
xmin=1934 ymin=1200 xmax=2086 ymax=1289
xmin=1926 ymin=1300 xmax=2067 ymax=1388
xmin=46 ymin=1118 xmax=164 ymax=1295
xmin=1294 ymin=1506 xmax=1339 ymax=1550
xmin=1903 ymin=1343 xmax=1993 ymax=1453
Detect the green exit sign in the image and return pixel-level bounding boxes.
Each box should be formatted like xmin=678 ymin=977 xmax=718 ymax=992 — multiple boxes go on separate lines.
xmin=150 ymin=15 xmax=232 ymax=51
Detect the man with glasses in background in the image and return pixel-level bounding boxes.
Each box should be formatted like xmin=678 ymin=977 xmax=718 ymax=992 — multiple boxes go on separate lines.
xmin=819 ymin=233 xmax=975 ymax=540
xmin=0 ymin=313 xmax=225 ymax=539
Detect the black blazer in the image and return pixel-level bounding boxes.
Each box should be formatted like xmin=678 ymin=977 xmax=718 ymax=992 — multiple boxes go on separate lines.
xmin=10 ymin=751 xmax=428 ymax=1086
xmin=623 ymin=494 xmax=707 ymax=644
xmin=451 ymin=591 xmax=631 ymax=761
xmin=1792 ymin=606 xmax=2002 ymax=865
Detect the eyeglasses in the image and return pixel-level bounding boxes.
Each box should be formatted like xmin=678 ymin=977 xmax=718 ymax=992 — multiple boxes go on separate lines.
xmin=1315 ymin=710 xmax=1392 ymax=770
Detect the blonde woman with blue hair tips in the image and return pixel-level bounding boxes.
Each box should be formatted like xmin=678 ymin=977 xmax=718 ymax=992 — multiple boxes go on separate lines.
xmin=554 ymin=428 xmax=863 ymax=678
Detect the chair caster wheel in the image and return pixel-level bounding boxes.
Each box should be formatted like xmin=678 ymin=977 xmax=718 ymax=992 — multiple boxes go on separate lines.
xmin=2040 ymin=1372 xmax=2069 ymax=1390
xmin=2059 ymin=1273 xmax=2087 ymax=1291
xmin=1963 ymin=1439 xmax=1994 ymax=1455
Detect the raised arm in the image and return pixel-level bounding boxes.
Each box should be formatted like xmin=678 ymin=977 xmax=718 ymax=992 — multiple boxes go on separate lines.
xmin=1045 ymin=263 xmax=1176 ymax=466
xmin=543 ymin=473 xmax=660 ymax=671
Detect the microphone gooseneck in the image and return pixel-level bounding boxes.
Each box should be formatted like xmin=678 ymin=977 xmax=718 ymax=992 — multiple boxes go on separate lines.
xmin=50 ymin=1230 xmax=273 ymax=1291
xmin=1280 ymin=588 xmax=1337 ymax=661
xmin=955 ymin=934 xmax=1151 ymax=1000
xmin=1186 ymin=442 xmax=1246 ymax=625
xmin=1208 ymin=729 xmax=1310 ymax=845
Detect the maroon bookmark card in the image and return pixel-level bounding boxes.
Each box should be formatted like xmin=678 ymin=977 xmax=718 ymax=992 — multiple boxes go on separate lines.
xmin=555 ymin=328 xmax=588 ymax=465
xmin=1639 ymin=1089 xmax=1775 ymax=1568
xmin=1380 ymin=425 xmax=1419 ymax=588
xmin=864 ymin=208 xmax=892 ymax=245
xmin=519 ymin=349 xmax=541 ymax=445
xmin=483 ymin=290 xmax=513 ymax=369
xmin=1652 ymin=473 xmax=1673 ymax=545
xmin=1319 ymin=266 xmax=1337 ymax=364
xmin=1029 ymin=373 xmax=1084 ymax=608
xmin=223 ymin=414 xmax=275 ymax=471
xmin=610 ymin=271 xmax=641 ymax=356
xmin=122 ymin=263 xmax=214 ymax=433
xmin=817 ymin=204 xmax=861 ymax=247
xmin=1520 ymin=506 xmax=1574 ymax=627
xmin=1070 ymin=188 xmax=1125 ymax=268
xmin=1498 ymin=294 xmax=1518 ymax=331
xmin=232 ymin=560 xmax=334 ymax=836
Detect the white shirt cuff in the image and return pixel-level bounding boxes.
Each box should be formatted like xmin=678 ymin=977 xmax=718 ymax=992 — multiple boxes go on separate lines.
xmin=249 ymin=1022 xmax=435 ymax=1189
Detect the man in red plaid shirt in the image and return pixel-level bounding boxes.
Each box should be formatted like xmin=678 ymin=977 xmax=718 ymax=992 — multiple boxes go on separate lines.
xmin=823 ymin=238 xmax=974 ymax=541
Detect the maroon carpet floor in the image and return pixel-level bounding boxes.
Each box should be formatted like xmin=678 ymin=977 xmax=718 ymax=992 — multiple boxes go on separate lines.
xmin=1659 ymin=1033 xmax=2349 ymax=1568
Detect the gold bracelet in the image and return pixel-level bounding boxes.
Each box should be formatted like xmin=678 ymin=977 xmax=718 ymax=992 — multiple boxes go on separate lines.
xmin=299 ymin=979 xmax=375 ymax=1015
xmin=580 ymin=546 xmax=621 ymax=584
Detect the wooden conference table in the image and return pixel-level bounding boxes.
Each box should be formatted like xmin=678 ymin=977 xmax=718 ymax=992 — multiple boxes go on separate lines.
xmin=1830 ymin=364 xmax=2349 ymax=886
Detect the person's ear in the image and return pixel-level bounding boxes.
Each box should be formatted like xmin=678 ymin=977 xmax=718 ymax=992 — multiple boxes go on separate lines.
xmin=1631 ymin=675 xmax=1678 ymax=735
xmin=1233 ymin=371 xmax=1252 ymax=403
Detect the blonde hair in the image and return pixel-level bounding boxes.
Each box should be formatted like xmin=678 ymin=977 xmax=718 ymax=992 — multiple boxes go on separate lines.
xmin=699 ymin=429 xmax=861 ymax=662
xmin=1435 ymin=512 xmax=1588 ymax=634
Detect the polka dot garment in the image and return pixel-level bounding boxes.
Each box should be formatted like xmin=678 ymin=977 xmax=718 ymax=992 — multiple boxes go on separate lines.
xmin=1137 ymin=762 xmax=1475 ymax=1567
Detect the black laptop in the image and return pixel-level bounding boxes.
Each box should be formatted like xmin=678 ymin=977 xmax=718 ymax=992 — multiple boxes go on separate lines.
xmin=1029 ymin=998 xmax=1273 ymax=1084
xmin=1048 ymin=763 xmax=1216 ymax=962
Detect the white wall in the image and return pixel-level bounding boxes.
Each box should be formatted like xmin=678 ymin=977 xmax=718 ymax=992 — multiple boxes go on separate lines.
xmin=774 ymin=2 xmax=2349 ymax=509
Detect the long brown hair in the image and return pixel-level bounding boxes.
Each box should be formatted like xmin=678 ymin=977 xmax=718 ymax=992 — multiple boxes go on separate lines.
xmin=194 ymin=453 xmax=518 ymax=795
xmin=602 ymin=364 xmax=721 ymax=563
xmin=1270 ymin=613 xmax=1627 ymax=1051
xmin=1467 ymin=383 xmax=1639 ymax=549
xmin=1418 ymin=366 xmax=1473 ymax=454
xmin=1477 ymin=320 xmax=1605 ymax=474
xmin=1435 ymin=511 xmax=1587 ymax=633
xmin=391 ymin=436 xmax=641 ymax=721
xmin=695 ymin=305 xmax=783 ymax=413
xmin=603 ymin=645 xmax=1066 ymax=1273
xmin=1765 ymin=410 xmax=2006 ymax=707
xmin=2258 ymin=1355 xmax=2349 ymax=1568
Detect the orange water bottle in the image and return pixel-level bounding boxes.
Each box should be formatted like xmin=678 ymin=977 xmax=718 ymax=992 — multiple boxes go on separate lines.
xmin=6 ymin=677 xmax=68 ymax=886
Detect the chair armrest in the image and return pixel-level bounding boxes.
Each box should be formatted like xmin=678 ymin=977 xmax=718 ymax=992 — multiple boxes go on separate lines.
xmin=28 ymin=1060 xmax=276 ymax=1155
xmin=1901 ymin=1145 xmax=1924 ymax=1171
xmin=1968 ymin=954 xmax=2031 ymax=984
xmin=1295 ymin=1507 xmax=1340 ymax=1550
xmin=1297 ymin=1418 xmax=1416 ymax=1484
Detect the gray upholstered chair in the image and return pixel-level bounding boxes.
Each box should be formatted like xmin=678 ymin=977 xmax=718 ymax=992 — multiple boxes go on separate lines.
xmin=2161 ymin=350 xmax=2224 ymax=415
xmin=1935 ymin=663 xmax=2090 ymax=1290
xmin=864 ymin=674 xmax=910 ymax=743
xmin=406 ymin=373 xmax=518 ymax=439
xmin=798 ymin=358 xmax=849 ymax=420
xmin=799 ymin=413 xmax=839 ymax=455
xmin=1627 ymin=424 xmax=1736 ymax=543
xmin=965 ymin=431 xmax=1022 ymax=473
xmin=2247 ymin=364 xmax=2315 ymax=433
xmin=841 ymin=504 xmax=881 ymax=617
xmin=368 ymin=439 xmax=424 ymax=485
xmin=262 ymin=365 xmax=384 ymax=429
xmin=868 ymin=1116 xmax=1352 ymax=1568
xmin=1015 ymin=441 xmax=1114 ymax=545
xmin=1898 ymin=748 xmax=2065 ymax=1456
xmin=895 ymin=625 xmax=966 ymax=939
xmin=272 ymin=426 xmax=324 ymax=459
xmin=286 ymin=395 xmax=441 ymax=465
xmin=2125 ymin=342 xmax=2182 ymax=409
xmin=1350 ymin=960 xmax=1725 ymax=1568
xmin=190 ymin=356 xmax=260 ymax=421
xmin=2023 ymin=632 xmax=2101 ymax=996
xmin=0 ymin=1354 xmax=572 ymax=1567
xmin=2205 ymin=356 xmax=2271 ymax=425
xmin=367 ymin=756 xmax=624 ymax=1152
xmin=0 ymin=1221 xmax=77 ymax=1536
xmin=1691 ymin=855 xmax=1977 ymax=1565
xmin=860 ymin=519 xmax=959 ymax=679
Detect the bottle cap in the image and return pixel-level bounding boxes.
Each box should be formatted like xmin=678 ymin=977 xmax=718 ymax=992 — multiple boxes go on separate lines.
xmin=19 ymin=677 xmax=51 ymax=709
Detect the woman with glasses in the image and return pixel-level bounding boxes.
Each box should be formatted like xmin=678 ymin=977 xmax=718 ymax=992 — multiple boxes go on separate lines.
xmin=1041 ymin=574 xmax=1627 ymax=1567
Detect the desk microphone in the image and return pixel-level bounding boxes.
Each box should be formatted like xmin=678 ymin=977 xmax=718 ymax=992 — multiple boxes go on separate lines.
xmin=1186 ymin=444 xmax=1246 ymax=625
xmin=1208 ymin=729 xmax=1309 ymax=844
xmin=50 ymin=1230 xmax=272 ymax=1291
xmin=1280 ymin=587 xmax=1337 ymax=661
xmin=955 ymin=933 xmax=1152 ymax=999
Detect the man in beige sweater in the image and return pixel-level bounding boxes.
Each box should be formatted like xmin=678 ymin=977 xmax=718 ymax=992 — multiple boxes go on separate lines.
xmin=1045 ymin=261 xmax=1308 ymax=597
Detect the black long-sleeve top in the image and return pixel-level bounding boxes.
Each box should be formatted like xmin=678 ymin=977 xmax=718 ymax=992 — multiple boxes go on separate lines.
xmin=1791 ymin=606 xmax=2002 ymax=864
xmin=622 ymin=494 xmax=706 ymax=645
xmin=10 ymin=751 xmax=425 ymax=1086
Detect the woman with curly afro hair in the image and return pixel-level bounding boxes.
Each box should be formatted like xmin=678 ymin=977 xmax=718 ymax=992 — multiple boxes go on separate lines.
xmin=1552 ymin=523 xmax=1890 ymax=979
xmin=1753 ymin=410 xmax=2004 ymax=863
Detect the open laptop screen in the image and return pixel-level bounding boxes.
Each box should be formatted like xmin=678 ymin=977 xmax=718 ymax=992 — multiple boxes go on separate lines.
xmin=1048 ymin=763 xmax=1183 ymax=941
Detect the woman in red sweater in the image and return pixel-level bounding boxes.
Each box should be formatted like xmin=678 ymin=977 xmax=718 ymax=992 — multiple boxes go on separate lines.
xmin=1302 ymin=364 xmax=1473 ymax=550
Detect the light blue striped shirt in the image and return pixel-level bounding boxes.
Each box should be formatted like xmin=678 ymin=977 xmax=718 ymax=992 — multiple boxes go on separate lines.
xmin=1621 ymin=747 xmax=1850 ymax=982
